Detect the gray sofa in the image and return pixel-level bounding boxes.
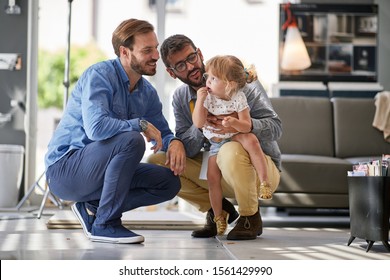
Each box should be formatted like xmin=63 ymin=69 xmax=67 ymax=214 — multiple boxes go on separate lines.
xmin=261 ymin=96 xmax=390 ymax=209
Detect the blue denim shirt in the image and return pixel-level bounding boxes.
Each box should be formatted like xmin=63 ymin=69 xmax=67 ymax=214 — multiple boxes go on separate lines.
xmin=45 ymin=57 xmax=174 ymax=168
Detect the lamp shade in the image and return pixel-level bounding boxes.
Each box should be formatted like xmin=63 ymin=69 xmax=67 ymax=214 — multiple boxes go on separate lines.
xmin=281 ymin=26 xmax=311 ymax=71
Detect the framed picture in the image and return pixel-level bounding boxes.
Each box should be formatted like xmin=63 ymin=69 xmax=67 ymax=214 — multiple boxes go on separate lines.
xmin=355 ymin=16 xmax=377 ymax=36
xmin=328 ymin=45 xmax=352 ymax=73
xmin=0 ymin=53 xmax=22 ymax=71
xmin=353 ymin=46 xmax=376 ymax=72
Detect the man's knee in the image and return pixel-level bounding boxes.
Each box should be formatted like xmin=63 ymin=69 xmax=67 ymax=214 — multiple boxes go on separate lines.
xmin=145 ymin=152 xmax=166 ymax=166
xmin=217 ymin=142 xmax=250 ymax=171
xmin=166 ymin=171 xmax=181 ymax=199
xmin=113 ymin=131 xmax=145 ymax=152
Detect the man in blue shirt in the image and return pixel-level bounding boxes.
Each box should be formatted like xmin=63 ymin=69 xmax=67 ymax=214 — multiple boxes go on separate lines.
xmin=45 ymin=19 xmax=183 ymax=244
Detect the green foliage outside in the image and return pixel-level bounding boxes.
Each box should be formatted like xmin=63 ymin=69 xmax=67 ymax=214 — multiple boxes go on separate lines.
xmin=38 ymin=43 xmax=108 ymax=109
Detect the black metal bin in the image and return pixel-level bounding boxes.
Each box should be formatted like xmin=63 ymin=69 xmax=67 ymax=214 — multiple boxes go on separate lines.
xmin=347 ymin=176 xmax=390 ymax=252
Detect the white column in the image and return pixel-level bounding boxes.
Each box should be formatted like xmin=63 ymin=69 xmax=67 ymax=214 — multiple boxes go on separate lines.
xmin=155 ymin=0 xmax=169 ymax=119
xmin=25 ymin=0 xmax=39 ymax=201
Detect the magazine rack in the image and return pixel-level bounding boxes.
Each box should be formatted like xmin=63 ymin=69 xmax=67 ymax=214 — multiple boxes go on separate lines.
xmin=347 ymin=176 xmax=390 ymax=252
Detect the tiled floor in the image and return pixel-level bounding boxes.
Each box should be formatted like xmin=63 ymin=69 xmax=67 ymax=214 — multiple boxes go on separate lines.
xmin=1 ymin=205 xmax=389 ymax=261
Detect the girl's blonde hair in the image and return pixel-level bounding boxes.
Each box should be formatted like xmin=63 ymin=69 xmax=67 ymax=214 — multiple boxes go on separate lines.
xmin=205 ymin=55 xmax=257 ymax=98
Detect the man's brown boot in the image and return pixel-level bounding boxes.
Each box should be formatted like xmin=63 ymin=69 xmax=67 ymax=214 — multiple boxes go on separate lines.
xmin=222 ymin=198 xmax=239 ymax=224
xmin=226 ymin=210 xmax=263 ymax=240
xmin=191 ymin=209 xmax=217 ymax=238
xmin=191 ymin=198 xmax=238 ymax=238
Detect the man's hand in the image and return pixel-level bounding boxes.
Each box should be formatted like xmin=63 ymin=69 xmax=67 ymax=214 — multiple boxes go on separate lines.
xmin=165 ymin=139 xmax=186 ymax=175
xmin=206 ymin=112 xmax=238 ymax=134
xmin=142 ymin=122 xmax=162 ymax=153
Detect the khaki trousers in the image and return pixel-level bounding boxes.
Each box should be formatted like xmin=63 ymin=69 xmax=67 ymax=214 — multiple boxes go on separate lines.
xmin=147 ymin=141 xmax=280 ymax=216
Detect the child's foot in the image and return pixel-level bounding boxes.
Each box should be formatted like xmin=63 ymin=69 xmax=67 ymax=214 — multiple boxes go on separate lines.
xmin=259 ymin=181 xmax=272 ymax=200
xmin=213 ymin=211 xmax=229 ymax=235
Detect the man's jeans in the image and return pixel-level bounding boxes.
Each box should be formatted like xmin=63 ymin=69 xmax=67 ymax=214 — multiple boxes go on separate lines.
xmin=46 ymin=131 xmax=180 ymax=228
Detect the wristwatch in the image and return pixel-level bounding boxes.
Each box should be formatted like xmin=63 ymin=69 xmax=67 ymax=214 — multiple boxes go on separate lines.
xmin=139 ymin=119 xmax=148 ymax=132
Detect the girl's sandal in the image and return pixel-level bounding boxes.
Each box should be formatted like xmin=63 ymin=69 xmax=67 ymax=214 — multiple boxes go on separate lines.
xmin=259 ymin=181 xmax=273 ymax=200
xmin=213 ymin=211 xmax=228 ymax=235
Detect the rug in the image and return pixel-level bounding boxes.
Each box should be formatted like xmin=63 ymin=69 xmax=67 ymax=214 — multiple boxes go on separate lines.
xmin=46 ymin=207 xmax=205 ymax=230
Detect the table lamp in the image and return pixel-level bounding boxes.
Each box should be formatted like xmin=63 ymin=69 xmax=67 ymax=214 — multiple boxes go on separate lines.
xmin=280 ymin=3 xmax=311 ymax=71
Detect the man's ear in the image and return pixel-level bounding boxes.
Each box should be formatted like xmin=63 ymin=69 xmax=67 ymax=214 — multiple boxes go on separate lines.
xmin=166 ymin=68 xmax=177 ymax=79
xmin=119 ymin=46 xmax=129 ymax=58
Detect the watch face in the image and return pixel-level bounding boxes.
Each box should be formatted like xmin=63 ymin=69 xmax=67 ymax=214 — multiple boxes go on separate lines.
xmin=140 ymin=120 xmax=148 ymax=132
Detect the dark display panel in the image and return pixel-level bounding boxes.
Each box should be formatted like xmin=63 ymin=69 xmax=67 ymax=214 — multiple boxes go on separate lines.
xmin=279 ymin=4 xmax=379 ymax=83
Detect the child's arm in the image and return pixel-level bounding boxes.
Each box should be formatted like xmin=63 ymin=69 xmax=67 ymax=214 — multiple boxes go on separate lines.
xmin=192 ymin=87 xmax=209 ymax=128
xmin=222 ymin=108 xmax=252 ymax=133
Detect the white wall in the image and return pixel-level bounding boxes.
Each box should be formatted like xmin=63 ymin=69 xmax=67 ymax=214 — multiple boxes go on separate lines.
xmin=38 ymin=0 xmax=283 ymax=93
xmin=38 ymin=0 xmax=94 ymax=50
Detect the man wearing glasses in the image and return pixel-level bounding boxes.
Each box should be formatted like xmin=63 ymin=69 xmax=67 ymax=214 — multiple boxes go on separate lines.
xmin=147 ymin=34 xmax=282 ymax=240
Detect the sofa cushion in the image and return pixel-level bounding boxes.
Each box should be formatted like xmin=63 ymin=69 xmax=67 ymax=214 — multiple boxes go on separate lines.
xmin=271 ymin=97 xmax=334 ymax=156
xmin=261 ymin=193 xmax=349 ymax=208
xmin=332 ymin=97 xmax=390 ymax=158
xmin=278 ymin=154 xmax=352 ymax=194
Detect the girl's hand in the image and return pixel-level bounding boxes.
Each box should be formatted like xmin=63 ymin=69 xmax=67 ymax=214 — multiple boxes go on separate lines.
xmin=196 ymin=87 xmax=208 ymax=101
xmin=206 ymin=112 xmax=238 ymax=134
xmin=222 ymin=116 xmax=234 ymax=127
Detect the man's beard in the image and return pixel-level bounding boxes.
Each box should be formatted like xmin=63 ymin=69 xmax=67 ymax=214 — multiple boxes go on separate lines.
xmin=131 ymin=54 xmax=157 ymax=76
xmin=177 ymin=64 xmax=206 ymax=88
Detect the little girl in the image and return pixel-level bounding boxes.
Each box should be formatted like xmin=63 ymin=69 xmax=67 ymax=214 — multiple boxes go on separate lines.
xmin=192 ymin=55 xmax=272 ymax=235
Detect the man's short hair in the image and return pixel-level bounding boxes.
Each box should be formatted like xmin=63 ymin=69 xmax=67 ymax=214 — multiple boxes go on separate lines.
xmin=160 ymin=34 xmax=197 ymax=67
xmin=112 ymin=18 xmax=154 ymax=57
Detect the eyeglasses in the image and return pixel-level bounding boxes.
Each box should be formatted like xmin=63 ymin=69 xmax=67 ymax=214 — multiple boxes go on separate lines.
xmin=169 ymin=49 xmax=199 ymax=72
